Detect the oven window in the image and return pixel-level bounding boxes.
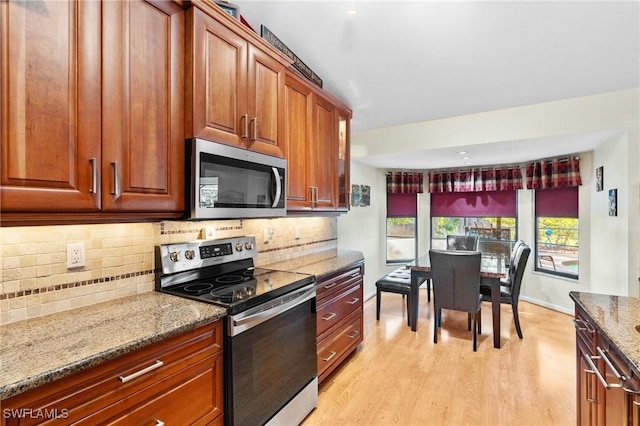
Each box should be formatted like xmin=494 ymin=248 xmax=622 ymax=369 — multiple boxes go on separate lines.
xmin=227 ymin=299 xmax=316 ymax=425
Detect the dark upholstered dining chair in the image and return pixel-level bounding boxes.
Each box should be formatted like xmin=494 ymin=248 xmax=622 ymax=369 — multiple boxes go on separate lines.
xmin=481 ymin=243 xmax=531 ymax=339
xmin=502 ymin=239 xmax=525 ymax=285
xmin=446 ymin=235 xmax=479 ymax=251
xmin=429 ymin=249 xmax=483 ymax=351
xmin=376 ymin=267 xmax=413 ymax=325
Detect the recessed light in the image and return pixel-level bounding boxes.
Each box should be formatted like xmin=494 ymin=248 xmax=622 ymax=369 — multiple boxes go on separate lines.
xmin=347 ymin=6 xmax=357 ymax=15
xmin=462 ymin=157 xmax=470 ymax=160
xmin=458 ymin=151 xmax=467 ymax=155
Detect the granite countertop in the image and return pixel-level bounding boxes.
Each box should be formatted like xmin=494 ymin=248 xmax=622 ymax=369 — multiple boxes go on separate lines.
xmin=0 ymin=249 xmax=365 ymax=401
xmin=260 ymin=248 xmax=364 ymax=278
xmin=0 ymin=293 xmax=226 ymax=400
xmin=570 ymin=291 xmax=640 ymax=376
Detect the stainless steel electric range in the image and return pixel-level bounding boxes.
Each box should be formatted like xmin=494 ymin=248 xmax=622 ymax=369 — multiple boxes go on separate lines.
xmin=156 ymin=236 xmax=318 ymax=426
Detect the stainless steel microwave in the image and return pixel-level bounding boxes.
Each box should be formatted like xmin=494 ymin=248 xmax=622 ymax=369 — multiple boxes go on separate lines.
xmin=186 ymin=138 xmax=286 ymax=219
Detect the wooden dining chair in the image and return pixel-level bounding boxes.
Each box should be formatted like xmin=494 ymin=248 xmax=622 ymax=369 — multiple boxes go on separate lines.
xmin=429 ymin=249 xmax=483 ymax=351
xmin=446 ymin=235 xmax=479 ymax=251
xmin=481 ymin=243 xmax=531 ymax=339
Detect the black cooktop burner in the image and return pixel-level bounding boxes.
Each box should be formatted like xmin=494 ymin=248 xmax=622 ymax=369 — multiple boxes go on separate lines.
xmin=159 ymin=266 xmax=315 ymax=315
xmin=210 ymin=284 xmax=257 ymax=303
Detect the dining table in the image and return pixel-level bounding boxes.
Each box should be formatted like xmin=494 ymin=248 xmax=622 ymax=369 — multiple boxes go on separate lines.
xmin=406 ymin=253 xmax=507 ymax=348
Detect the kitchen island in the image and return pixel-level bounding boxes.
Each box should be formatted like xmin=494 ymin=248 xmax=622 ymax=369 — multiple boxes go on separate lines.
xmin=570 ymin=291 xmax=640 ymax=425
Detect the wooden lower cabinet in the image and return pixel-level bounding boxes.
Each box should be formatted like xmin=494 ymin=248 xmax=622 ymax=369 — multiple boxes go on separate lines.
xmin=1 ymin=322 xmax=223 ymax=426
xmin=574 ymin=305 xmax=640 ymax=426
xmin=315 ymin=263 xmax=364 ymax=384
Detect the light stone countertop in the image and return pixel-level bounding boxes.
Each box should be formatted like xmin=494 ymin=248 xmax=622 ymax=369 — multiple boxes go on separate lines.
xmin=0 ymin=293 xmax=226 ymax=400
xmin=570 ymin=291 xmax=640 ymax=376
xmin=260 ymin=248 xmax=364 ymax=278
xmin=0 ymin=249 xmax=365 ymax=401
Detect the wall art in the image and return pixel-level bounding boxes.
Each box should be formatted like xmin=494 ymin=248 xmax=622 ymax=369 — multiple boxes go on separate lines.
xmin=595 ymin=166 xmax=603 ymax=192
xmin=608 ymin=188 xmax=617 ymax=216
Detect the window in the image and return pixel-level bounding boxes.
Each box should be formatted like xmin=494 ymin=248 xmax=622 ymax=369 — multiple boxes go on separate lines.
xmin=386 ymin=193 xmax=417 ymax=263
xmin=430 ymin=191 xmax=517 ymax=267
xmin=535 ymin=187 xmax=579 ymax=279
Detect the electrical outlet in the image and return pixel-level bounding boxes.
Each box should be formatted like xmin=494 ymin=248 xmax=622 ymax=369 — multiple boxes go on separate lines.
xmin=203 ymin=226 xmax=216 ymax=240
xmin=263 ymin=228 xmax=274 ymax=243
xmin=67 ymin=242 xmax=86 ymax=269
xmin=294 ymin=226 xmax=301 ymax=240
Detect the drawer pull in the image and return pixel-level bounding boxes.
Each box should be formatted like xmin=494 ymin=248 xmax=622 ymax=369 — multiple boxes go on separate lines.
xmin=118 ymin=360 xmax=163 ymax=383
xmin=156 ymin=421 xmax=165 ymax=426
xmin=573 ymin=318 xmax=594 ymax=334
xmin=322 ymin=312 xmax=337 ymax=321
xmin=596 ymin=346 xmax=629 ymax=382
xmin=583 ymin=353 xmax=622 ymax=390
xmin=321 ymin=351 xmax=337 ymax=362
xmin=347 ymin=330 xmax=360 ymax=339
xmin=323 ymin=282 xmax=337 ymax=290
xmin=346 ymin=298 xmax=360 ymax=305
xmin=350 ymin=273 xmax=359 ymax=278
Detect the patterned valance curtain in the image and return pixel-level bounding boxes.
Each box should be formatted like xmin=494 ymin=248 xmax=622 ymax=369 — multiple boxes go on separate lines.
xmin=428 ymin=167 xmax=523 ymax=193
xmin=386 ymin=171 xmax=424 ymax=194
xmin=525 ymin=157 xmax=582 ymax=189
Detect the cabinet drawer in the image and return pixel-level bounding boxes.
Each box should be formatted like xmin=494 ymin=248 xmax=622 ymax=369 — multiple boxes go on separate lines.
xmin=317 ymin=309 xmax=362 ymax=381
xmin=2 ymin=322 xmax=222 ymax=426
xmin=574 ymin=305 xmax=597 ymax=352
xmin=316 ymin=282 xmax=362 ymax=336
xmin=82 ymin=352 xmax=223 ymax=426
xmin=316 ymin=264 xmax=363 ymax=301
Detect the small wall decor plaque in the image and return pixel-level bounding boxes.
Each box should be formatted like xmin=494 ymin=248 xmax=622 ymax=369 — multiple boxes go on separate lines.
xmin=596 ymin=166 xmax=603 ymax=192
xmin=608 ymin=188 xmax=617 ymax=216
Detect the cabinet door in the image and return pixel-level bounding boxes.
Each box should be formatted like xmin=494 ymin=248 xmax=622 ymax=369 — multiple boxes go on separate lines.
xmin=0 ymin=0 xmax=101 ymax=212
xmin=246 ymin=44 xmax=285 ymax=158
xmin=336 ymin=107 xmax=351 ymax=211
xmin=101 ymin=0 xmax=185 ymax=212
xmin=577 ymin=340 xmax=600 ymax=426
xmin=188 ymin=7 xmax=248 ymax=148
xmin=284 ymin=73 xmax=313 ymax=210
xmin=309 ymin=93 xmax=337 ymax=210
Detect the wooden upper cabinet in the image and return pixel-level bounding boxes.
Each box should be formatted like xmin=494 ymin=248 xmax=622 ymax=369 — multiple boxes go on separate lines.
xmin=101 ymin=0 xmax=185 ymax=213
xmin=337 ymin=107 xmax=351 ymax=211
xmin=0 ymin=0 xmax=185 ymax=221
xmin=309 ymin=92 xmax=337 ymax=210
xmin=0 ymin=0 xmax=101 ymax=212
xmin=187 ymin=6 xmax=286 ymax=158
xmin=284 ymin=73 xmax=313 ymax=210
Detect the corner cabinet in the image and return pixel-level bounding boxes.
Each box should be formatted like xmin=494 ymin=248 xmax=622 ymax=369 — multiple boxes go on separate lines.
xmin=284 ymin=71 xmax=352 ymax=213
xmin=316 ymin=262 xmax=364 ymax=384
xmin=1 ymin=322 xmax=224 ymax=426
xmin=0 ymin=0 xmax=185 ymax=223
xmin=186 ymin=4 xmax=288 ymax=158
xmin=574 ymin=304 xmax=640 ymax=425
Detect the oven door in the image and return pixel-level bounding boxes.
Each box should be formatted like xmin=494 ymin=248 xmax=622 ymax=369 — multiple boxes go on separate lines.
xmin=188 ymin=138 xmax=286 ymax=219
xmin=225 ymin=284 xmax=317 ymax=426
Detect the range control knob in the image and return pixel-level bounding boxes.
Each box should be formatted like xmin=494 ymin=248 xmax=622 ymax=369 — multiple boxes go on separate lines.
xmin=235 ymin=243 xmax=244 ymax=252
xmin=184 ymin=249 xmax=195 ymax=260
xmin=245 ymin=241 xmax=253 ymax=250
xmin=169 ymin=251 xmax=180 ymax=262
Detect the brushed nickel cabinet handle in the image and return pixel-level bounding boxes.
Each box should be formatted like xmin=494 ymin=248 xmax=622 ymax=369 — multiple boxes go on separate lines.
xmin=89 ymin=157 xmax=97 ymax=194
xmin=323 ymin=282 xmax=337 ymax=290
xmin=118 ymin=360 xmax=163 ymax=383
xmin=346 ymin=298 xmax=359 ymax=305
xmin=111 ymin=161 xmax=121 ymax=199
xmin=321 ymin=351 xmax=336 ymax=362
xmin=347 ymin=330 xmax=360 ymax=339
xmin=322 ymin=312 xmax=337 ymax=321
xmin=241 ymin=114 xmax=249 ymax=138
xmin=597 ymin=346 xmax=629 ymax=382
xmin=250 ymin=117 xmax=257 ymax=141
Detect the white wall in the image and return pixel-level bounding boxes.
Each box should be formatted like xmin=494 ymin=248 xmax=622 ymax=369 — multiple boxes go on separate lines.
xmin=341 ymin=89 xmax=639 ymax=313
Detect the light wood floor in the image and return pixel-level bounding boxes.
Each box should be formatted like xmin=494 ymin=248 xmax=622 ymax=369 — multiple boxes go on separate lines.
xmin=303 ymin=288 xmax=576 ymax=426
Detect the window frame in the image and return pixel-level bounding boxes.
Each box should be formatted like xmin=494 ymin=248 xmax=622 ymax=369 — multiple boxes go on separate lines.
xmin=386 ymin=193 xmax=418 ymax=264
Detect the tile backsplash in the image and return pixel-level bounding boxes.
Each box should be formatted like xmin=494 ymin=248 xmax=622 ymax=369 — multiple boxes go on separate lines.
xmin=0 ymin=217 xmax=337 ymax=324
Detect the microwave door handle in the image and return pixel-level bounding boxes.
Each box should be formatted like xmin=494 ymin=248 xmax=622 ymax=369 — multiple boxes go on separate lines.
xmin=271 ymin=167 xmax=282 ymax=208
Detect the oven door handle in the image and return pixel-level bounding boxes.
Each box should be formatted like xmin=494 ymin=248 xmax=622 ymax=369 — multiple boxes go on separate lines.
xmin=231 ymin=285 xmax=315 ymax=333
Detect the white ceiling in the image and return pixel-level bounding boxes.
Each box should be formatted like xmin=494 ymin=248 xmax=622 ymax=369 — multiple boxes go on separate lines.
xmin=235 ymin=1 xmax=640 ymax=169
